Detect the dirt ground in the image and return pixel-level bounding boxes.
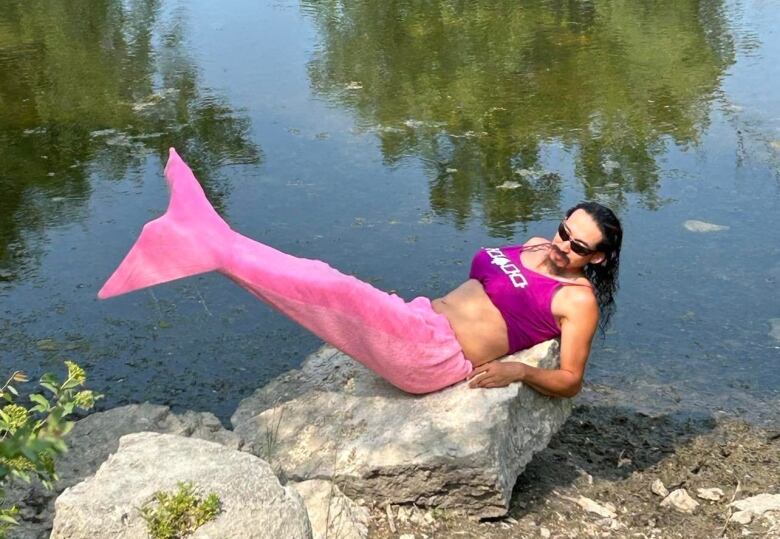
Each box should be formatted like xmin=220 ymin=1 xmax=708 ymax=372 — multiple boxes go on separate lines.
xmin=365 ymin=404 xmax=780 ymax=539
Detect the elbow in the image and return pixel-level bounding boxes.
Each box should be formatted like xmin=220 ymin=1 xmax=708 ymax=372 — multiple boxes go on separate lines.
xmin=561 ymin=379 xmax=582 ymax=399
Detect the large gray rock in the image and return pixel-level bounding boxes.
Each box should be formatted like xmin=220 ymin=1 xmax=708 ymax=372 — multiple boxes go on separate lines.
xmin=232 ymin=341 xmax=571 ymax=518
xmin=9 ymin=403 xmax=240 ymax=539
xmin=51 ymin=432 xmax=311 ymax=539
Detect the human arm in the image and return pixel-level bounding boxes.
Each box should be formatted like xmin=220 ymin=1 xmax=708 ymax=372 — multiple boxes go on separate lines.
xmin=468 ymin=287 xmax=599 ymax=398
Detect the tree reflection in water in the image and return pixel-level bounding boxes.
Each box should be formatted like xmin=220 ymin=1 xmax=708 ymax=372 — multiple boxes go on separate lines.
xmin=303 ymin=0 xmax=735 ymax=234
xmin=0 ymin=0 xmax=261 ymax=279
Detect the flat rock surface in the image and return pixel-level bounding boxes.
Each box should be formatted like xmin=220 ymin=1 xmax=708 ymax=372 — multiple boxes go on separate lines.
xmin=51 ymin=432 xmax=311 ymax=539
xmin=8 ymin=403 xmax=240 ymax=539
xmin=292 ymin=479 xmax=369 ymax=539
xmin=232 ymin=341 xmax=572 ymax=518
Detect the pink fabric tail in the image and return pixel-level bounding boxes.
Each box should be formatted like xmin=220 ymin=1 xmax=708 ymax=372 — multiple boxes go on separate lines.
xmin=98 ymin=148 xmax=472 ymax=393
xmin=98 ymin=148 xmax=230 ymax=299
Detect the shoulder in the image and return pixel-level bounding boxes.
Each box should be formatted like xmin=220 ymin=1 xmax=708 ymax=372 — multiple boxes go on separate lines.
xmin=556 ymin=284 xmax=599 ymax=320
xmin=559 ymin=284 xmax=597 ymax=307
xmin=523 ymin=236 xmax=549 ymax=248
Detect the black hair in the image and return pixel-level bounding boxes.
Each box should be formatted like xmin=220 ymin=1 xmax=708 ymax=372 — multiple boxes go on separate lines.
xmin=566 ymin=201 xmax=623 ymax=333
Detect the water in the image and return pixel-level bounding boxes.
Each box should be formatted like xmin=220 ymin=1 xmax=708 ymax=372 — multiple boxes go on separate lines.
xmin=0 ymin=0 xmax=777 ymax=423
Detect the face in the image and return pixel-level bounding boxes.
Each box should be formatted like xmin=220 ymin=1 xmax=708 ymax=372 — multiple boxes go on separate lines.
xmin=548 ymin=209 xmax=605 ymax=272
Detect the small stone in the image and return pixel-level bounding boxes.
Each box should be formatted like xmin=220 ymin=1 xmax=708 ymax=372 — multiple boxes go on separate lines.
xmin=651 ymin=479 xmax=669 ymax=497
xmin=564 ymin=495 xmax=617 ymax=518
xmin=660 ymin=489 xmax=699 ymax=513
xmin=540 ymin=527 xmax=551 ymax=538
xmin=683 ymin=220 xmax=730 ymax=233
xmin=399 ymin=534 xmax=415 ymax=539
xmin=696 ymin=487 xmax=724 ymax=501
xmin=731 ymin=510 xmax=753 ymax=524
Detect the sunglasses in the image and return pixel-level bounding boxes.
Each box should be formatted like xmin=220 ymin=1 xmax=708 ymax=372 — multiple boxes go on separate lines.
xmin=558 ymin=221 xmax=597 ymax=256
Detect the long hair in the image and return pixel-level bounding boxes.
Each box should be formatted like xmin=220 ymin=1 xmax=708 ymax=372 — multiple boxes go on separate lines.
xmin=566 ymin=202 xmax=623 ymax=333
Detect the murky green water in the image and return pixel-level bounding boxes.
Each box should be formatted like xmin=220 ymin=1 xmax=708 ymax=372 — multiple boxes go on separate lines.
xmin=1 ymin=0 xmax=778 ymax=423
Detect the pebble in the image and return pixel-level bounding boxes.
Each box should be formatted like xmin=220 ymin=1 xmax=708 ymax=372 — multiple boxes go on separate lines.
xmin=683 ymin=220 xmax=730 ymax=233
xmin=562 ymin=495 xmax=617 ymax=518
xmin=660 ymin=489 xmax=699 ymax=513
xmin=696 ymin=487 xmax=724 ymax=501
xmin=539 ymin=527 xmax=551 ymax=538
xmin=650 ymin=479 xmax=669 ymax=497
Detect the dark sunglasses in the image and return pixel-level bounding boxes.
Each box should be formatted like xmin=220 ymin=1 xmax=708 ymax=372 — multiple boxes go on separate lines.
xmin=558 ymin=222 xmax=597 ymax=256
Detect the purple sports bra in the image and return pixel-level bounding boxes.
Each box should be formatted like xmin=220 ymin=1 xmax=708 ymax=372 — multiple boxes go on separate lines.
xmin=469 ymin=245 xmax=574 ymax=354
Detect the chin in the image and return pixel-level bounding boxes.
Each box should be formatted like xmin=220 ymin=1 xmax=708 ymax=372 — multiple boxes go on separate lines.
xmin=545 ymin=255 xmax=567 ymax=275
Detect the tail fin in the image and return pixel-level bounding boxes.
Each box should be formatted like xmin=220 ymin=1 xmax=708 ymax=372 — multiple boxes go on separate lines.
xmin=98 ymin=148 xmax=232 ymax=299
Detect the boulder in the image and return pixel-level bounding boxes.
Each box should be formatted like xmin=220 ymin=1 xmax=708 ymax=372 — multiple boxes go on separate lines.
xmin=232 ymin=341 xmax=571 ymax=518
xmin=292 ymin=480 xmax=369 ymax=539
xmin=7 ymin=403 xmax=240 ymax=539
xmin=51 ymin=432 xmax=311 ymax=538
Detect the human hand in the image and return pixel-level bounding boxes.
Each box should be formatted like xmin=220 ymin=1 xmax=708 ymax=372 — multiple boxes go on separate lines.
xmin=468 ymin=361 xmax=524 ymax=389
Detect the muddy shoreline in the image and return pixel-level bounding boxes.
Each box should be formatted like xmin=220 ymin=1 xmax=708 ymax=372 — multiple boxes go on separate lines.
xmin=366 ymin=402 xmax=780 ymax=538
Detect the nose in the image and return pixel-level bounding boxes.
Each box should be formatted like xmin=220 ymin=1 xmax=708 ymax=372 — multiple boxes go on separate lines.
xmin=556 ymin=239 xmax=571 ymax=252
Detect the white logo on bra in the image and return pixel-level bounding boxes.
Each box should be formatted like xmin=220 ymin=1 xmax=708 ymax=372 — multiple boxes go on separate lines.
xmin=485 ymin=248 xmax=528 ymax=288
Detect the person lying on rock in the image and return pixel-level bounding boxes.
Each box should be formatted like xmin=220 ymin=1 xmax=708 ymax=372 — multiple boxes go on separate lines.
xmin=99 ymin=148 xmax=623 ymax=398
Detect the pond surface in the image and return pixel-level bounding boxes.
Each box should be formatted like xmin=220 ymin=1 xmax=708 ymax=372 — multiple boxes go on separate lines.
xmin=1 ymin=0 xmax=778 ymax=423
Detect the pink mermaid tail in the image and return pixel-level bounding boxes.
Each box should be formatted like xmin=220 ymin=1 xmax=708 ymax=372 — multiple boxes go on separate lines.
xmin=99 ymin=148 xmax=472 ymax=393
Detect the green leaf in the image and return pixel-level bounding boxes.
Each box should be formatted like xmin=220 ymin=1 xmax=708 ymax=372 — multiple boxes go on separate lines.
xmin=29 ymin=394 xmax=50 ymax=411
xmin=61 ymin=379 xmax=80 ymax=390
xmin=39 ymin=382 xmax=59 ymax=395
xmin=40 ymin=373 xmax=59 ymax=386
xmin=0 ymin=513 xmax=19 ymax=524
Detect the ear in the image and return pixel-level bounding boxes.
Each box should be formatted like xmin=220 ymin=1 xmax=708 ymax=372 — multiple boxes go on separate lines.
xmin=590 ymin=252 xmax=606 ymax=265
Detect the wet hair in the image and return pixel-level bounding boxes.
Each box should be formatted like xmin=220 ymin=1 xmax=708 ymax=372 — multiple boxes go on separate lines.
xmin=566 ymin=201 xmax=623 ymax=332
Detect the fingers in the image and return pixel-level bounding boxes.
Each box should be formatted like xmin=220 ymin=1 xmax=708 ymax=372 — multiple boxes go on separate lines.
xmin=469 ymin=372 xmax=493 ymax=389
xmin=467 ymin=363 xmax=491 ymax=380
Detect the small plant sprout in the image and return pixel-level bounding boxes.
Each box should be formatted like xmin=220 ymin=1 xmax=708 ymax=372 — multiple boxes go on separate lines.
xmin=140 ymin=481 xmax=222 ymax=539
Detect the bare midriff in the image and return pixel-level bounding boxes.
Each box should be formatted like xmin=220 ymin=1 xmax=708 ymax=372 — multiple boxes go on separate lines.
xmin=432 ymin=279 xmax=510 ymax=367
